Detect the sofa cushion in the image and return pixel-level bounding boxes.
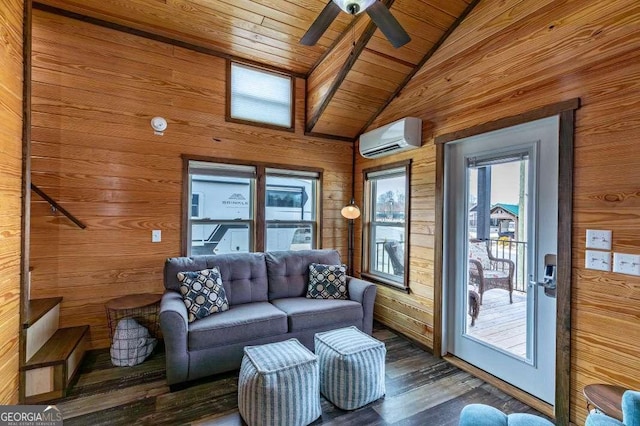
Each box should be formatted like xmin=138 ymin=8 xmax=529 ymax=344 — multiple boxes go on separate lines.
xmin=266 ymin=250 xmax=341 ymax=300
xmin=188 ymin=302 xmax=287 ymax=350
xmin=307 ymin=263 xmax=348 ymax=300
xmin=178 ymin=267 xmax=229 ymax=322
xmin=271 ymin=297 xmax=363 ymax=332
xmin=165 ymin=253 xmax=268 ymax=306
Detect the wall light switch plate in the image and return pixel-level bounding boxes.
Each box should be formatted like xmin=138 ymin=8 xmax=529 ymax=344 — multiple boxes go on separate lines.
xmin=152 ymin=230 xmax=161 ymax=243
xmin=612 ymin=253 xmax=640 ymax=276
xmin=585 ymin=250 xmax=611 ymax=272
xmin=586 ymin=229 xmax=612 ymax=250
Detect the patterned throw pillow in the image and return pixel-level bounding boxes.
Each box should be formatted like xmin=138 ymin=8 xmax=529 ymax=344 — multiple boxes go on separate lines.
xmin=306 ymin=263 xmax=348 ymax=300
xmin=177 ymin=267 xmax=229 ymax=323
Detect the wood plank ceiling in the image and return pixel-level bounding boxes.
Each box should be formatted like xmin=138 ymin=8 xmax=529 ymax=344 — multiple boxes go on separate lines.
xmin=34 ymin=0 xmax=476 ymax=140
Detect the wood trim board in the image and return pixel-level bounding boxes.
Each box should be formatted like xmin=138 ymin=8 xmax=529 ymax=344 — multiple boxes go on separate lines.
xmin=19 ymin=0 xmax=33 ymax=405
xmin=554 ymin=107 xmax=576 ymax=426
xmin=434 ymin=98 xmax=581 ymax=144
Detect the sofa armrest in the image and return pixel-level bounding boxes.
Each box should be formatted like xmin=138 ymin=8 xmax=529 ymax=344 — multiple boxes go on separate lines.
xmin=347 ymin=276 xmax=377 ymax=335
xmin=160 ymin=291 xmax=189 ymax=385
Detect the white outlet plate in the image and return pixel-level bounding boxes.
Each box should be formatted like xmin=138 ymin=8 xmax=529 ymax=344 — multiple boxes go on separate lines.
xmin=152 ymin=230 xmax=161 ymax=243
xmin=586 ymin=229 xmax=612 ymax=250
xmin=585 ymin=250 xmax=611 ymax=272
xmin=612 ymin=253 xmax=640 ymax=276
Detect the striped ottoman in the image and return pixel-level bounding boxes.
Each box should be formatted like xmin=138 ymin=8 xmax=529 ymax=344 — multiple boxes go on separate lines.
xmin=238 ymin=339 xmax=321 ymax=426
xmin=315 ymin=326 xmax=386 ymax=410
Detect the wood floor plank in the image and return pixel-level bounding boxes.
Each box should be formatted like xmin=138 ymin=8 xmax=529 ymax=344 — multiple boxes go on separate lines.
xmin=373 ymin=372 xmax=485 ymax=423
xmin=44 ymin=324 xmax=545 ymax=425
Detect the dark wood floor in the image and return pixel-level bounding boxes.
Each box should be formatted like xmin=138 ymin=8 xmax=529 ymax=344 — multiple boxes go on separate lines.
xmin=52 ymin=324 xmax=546 ymax=425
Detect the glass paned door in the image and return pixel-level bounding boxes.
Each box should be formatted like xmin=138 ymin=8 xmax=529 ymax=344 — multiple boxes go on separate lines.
xmin=445 ymin=116 xmax=559 ymax=404
xmin=465 ymin=156 xmax=532 ymax=360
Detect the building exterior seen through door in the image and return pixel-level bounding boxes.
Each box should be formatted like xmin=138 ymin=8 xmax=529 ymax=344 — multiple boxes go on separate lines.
xmin=444 ymin=116 xmax=560 ymax=405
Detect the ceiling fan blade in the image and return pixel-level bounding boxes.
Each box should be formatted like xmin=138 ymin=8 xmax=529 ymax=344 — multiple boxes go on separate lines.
xmin=300 ymin=1 xmax=342 ymax=46
xmin=366 ymin=2 xmax=411 ymax=48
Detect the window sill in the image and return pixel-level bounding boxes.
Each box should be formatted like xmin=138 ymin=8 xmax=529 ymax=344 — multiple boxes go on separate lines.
xmin=360 ymin=272 xmax=410 ymax=294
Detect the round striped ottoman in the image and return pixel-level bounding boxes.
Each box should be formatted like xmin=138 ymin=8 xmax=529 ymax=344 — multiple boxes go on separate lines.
xmin=238 ymin=339 xmax=321 ymax=426
xmin=315 ymin=326 xmax=386 ymax=410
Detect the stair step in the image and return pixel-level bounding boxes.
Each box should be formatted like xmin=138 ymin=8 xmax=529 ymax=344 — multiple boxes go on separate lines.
xmin=24 ymin=297 xmax=63 ymax=329
xmin=23 ymin=325 xmax=89 ymax=370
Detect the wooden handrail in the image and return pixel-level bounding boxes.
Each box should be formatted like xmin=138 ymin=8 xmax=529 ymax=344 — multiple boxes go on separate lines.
xmin=31 ymin=184 xmax=87 ymax=229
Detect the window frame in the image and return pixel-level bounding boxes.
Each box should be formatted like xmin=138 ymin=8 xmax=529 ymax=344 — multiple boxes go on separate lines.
xmin=226 ymin=61 xmax=295 ymax=132
xmin=182 ymin=155 xmax=322 ymax=255
xmin=361 ymin=160 xmax=411 ymax=292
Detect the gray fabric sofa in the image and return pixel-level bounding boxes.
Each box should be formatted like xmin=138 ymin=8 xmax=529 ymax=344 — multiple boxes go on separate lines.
xmin=160 ymin=249 xmax=377 ymax=386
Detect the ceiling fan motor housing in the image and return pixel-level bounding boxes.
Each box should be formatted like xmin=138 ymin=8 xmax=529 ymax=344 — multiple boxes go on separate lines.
xmin=333 ymin=0 xmax=376 ymax=15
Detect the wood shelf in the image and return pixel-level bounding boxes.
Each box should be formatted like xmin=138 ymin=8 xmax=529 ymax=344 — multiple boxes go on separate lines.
xmin=23 ymin=325 xmax=89 ymax=370
xmin=24 ymin=297 xmax=63 ymax=329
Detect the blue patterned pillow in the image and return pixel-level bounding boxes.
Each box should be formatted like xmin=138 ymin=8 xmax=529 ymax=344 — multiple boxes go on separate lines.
xmin=177 ymin=267 xmax=229 ymax=323
xmin=306 ymin=263 xmax=348 ymax=300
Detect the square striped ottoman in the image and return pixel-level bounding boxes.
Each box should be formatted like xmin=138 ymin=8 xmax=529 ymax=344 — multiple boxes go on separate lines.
xmin=315 ymin=326 xmax=386 ymax=410
xmin=238 ymin=339 xmax=321 ymax=426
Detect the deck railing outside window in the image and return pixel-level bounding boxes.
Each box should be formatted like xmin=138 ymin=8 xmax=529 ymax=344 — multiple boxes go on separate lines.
xmin=373 ymin=241 xmax=404 ymax=276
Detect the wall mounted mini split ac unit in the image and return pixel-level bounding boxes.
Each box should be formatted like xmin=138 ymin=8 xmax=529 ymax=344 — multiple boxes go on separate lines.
xmin=359 ymin=117 xmax=422 ymax=159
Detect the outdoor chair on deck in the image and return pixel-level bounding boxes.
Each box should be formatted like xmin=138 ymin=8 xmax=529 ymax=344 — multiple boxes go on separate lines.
xmin=468 ymin=239 xmax=514 ymax=304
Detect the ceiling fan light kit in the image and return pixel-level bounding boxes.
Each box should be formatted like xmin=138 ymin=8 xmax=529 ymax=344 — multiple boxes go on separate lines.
xmin=333 ymin=0 xmax=376 ymax=15
xmin=301 ymin=0 xmax=411 ymax=48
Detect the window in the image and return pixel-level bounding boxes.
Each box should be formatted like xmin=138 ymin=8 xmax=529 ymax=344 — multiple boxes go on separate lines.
xmin=228 ymin=62 xmax=293 ymax=129
xmin=362 ymin=161 xmax=411 ymax=290
xmin=184 ymin=158 xmax=320 ymax=255
xmin=265 ymin=168 xmax=319 ymax=252
xmin=187 ymin=161 xmax=256 ymax=255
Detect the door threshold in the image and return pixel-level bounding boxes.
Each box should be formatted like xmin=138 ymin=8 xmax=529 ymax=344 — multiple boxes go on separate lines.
xmin=443 ymin=354 xmax=554 ymax=418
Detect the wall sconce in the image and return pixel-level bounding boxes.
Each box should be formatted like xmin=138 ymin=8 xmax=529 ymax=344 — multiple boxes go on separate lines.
xmin=151 ymin=116 xmax=167 ymax=135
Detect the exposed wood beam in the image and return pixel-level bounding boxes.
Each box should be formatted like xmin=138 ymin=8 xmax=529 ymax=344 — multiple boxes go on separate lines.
xmin=306 ymin=0 xmax=396 ymax=134
xmin=356 ymin=0 xmax=482 ymax=136
xmin=306 ymin=10 xmax=366 ymax=78
xmin=32 ymin=2 xmax=307 ymax=79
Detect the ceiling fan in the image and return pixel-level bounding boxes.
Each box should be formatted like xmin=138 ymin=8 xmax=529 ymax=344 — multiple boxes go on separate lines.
xmin=301 ymin=0 xmax=411 ymax=49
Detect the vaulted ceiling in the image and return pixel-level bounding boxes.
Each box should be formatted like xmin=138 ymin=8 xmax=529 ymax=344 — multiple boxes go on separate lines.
xmin=34 ymin=0 xmax=478 ymax=140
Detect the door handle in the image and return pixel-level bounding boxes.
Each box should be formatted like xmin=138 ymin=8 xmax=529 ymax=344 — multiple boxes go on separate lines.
xmin=529 ymin=275 xmax=556 ymax=290
xmin=529 ymin=254 xmax=557 ymax=298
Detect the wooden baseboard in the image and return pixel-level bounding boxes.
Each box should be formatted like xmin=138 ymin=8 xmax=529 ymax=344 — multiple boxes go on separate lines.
xmin=443 ymin=354 xmax=554 ymax=419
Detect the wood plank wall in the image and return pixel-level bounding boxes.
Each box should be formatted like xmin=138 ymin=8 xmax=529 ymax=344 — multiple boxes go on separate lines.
xmin=0 ymin=0 xmax=23 ymax=405
xmin=354 ymin=0 xmax=640 ymax=424
xmin=29 ymin=10 xmax=352 ymax=350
